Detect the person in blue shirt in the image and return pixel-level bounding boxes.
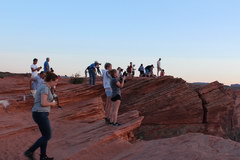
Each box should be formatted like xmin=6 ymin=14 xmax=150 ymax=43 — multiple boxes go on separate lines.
xmin=44 ymin=58 xmax=50 ymax=73
xmin=87 ymin=61 xmax=101 ymax=85
xmin=30 ymin=71 xmax=46 ymax=98
xmin=138 ymin=64 xmax=145 ymax=77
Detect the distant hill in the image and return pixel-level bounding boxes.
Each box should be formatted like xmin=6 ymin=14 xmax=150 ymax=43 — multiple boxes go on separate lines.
xmin=231 ymin=84 xmax=240 ymax=90
xmin=0 ymin=72 xmax=30 ymax=78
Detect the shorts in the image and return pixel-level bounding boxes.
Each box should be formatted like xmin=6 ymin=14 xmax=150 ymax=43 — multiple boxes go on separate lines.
xmin=105 ymin=88 xmax=112 ymax=97
xmin=111 ymin=94 xmax=121 ymax=102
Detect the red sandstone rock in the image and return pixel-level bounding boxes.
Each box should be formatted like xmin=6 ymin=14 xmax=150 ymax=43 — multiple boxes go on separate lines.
xmin=1 ymin=75 xmax=240 ymax=160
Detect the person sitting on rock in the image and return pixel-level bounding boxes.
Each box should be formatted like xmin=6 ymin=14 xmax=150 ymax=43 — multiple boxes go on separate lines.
xmin=102 ymin=63 xmax=113 ymax=123
xmin=109 ymin=69 xmax=126 ymax=126
xmin=160 ymin=69 xmax=165 ymax=77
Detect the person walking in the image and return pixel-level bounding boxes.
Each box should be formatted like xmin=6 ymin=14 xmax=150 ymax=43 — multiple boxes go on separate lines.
xmin=24 ymin=72 xmax=59 ymax=160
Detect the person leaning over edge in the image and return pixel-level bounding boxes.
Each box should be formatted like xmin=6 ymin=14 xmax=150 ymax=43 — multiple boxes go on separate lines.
xmin=87 ymin=61 xmax=101 ymax=85
xmin=24 ymin=72 xmax=59 ymax=160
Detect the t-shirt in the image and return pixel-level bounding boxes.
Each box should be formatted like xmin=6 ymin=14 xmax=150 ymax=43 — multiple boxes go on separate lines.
xmin=88 ymin=63 xmax=96 ymax=71
xmin=139 ymin=66 xmax=144 ymax=72
xmin=111 ymin=78 xmax=121 ymax=97
xmin=32 ymin=83 xmax=53 ymax=112
xmin=32 ymin=75 xmax=44 ymax=90
xmin=44 ymin=61 xmax=50 ymax=73
xmin=145 ymin=65 xmax=152 ymax=71
xmin=102 ymin=70 xmax=112 ymax=89
xmin=161 ymin=71 xmax=165 ymax=77
xmin=31 ymin=64 xmax=38 ymax=77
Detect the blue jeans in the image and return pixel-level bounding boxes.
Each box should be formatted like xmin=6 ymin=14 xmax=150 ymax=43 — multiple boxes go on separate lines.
xmin=89 ymin=70 xmax=96 ymax=85
xmin=28 ymin=112 xmax=51 ymax=156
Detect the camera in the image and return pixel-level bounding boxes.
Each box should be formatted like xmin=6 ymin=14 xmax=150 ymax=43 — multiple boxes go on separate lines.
xmin=120 ymin=71 xmax=127 ymax=83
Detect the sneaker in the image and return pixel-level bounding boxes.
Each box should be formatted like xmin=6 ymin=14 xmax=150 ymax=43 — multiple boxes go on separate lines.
xmin=40 ymin=155 xmax=54 ymax=160
xmin=24 ymin=150 xmax=35 ymax=160
xmin=112 ymin=122 xmax=121 ymax=126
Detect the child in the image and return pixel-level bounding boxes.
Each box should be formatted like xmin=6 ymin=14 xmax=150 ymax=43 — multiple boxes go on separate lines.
xmin=102 ymin=63 xmax=113 ymax=123
xmin=109 ymin=69 xmax=126 ymax=126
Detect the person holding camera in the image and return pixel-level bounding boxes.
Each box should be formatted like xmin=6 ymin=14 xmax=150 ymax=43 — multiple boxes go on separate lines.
xmin=31 ymin=58 xmax=42 ymax=78
xmin=24 ymin=72 xmax=59 ymax=160
xmin=87 ymin=61 xmax=101 ymax=85
xmin=109 ymin=69 xmax=126 ymax=126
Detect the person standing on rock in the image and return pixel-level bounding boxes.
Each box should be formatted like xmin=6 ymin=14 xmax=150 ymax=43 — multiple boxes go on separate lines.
xmin=44 ymin=58 xmax=51 ymax=73
xmin=87 ymin=61 xmax=101 ymax=85
xmin=31 ymin=58 xmax=42 ymax=78
xmin=102 ymin=63 xmax=113 ymax=123
xmin=24 ymin=72 xmax=58 ymax=160
xmin=157 ymin=58 xmax=162 ymax=77
xmin=127 ymin=62 xmax=133 ymax=78
xmin=138 ymin=64 xmax=145 ymax=77
xmin=109 ymin=69 xmax=126 ymax=126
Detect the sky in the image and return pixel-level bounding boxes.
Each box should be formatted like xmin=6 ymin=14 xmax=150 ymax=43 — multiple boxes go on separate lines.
xmin=0 ymin=0 xmax=240 ymax=84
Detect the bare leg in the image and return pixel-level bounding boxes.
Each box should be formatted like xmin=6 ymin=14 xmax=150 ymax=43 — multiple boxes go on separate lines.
xmin=105 ymin=97 xmax=111 ymax=119
xmin=111 ymin=100 xmax=121 ymax=124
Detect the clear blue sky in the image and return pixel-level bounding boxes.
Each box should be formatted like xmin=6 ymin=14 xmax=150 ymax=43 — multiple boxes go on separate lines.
xmin=0 ymin=0 xmax=240 ymax=84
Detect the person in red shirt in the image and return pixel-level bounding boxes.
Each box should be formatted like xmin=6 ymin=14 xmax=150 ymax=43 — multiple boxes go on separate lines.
xmin=160 ymin=69 xmax=165 ymax=77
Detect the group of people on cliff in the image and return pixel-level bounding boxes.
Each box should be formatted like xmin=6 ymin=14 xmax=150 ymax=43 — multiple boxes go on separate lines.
xmin=85 ymin=58 xmax=165 ymax=86
xmin=86 ymin=58 xmax=165 ymax=127
xmin=24 ymin=57 xmax=165 ymax=160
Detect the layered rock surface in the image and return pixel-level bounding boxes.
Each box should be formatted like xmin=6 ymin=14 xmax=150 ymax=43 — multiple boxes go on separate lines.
xmin=121 ymin=76 xmax=239 ymax=140
xmin=1 ymin=75 xmax=240 ymax=160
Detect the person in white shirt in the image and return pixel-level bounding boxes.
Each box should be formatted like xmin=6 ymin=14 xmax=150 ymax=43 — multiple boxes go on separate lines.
xmin=31 ymin=58 xmax=42 ymax=78
xmin=157 ymin=58 xmax=162 ymax=77
xmin=102 ymin=63 xmax=112 ymax=123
